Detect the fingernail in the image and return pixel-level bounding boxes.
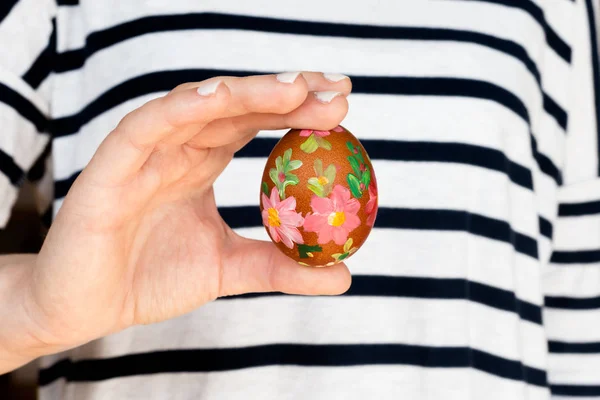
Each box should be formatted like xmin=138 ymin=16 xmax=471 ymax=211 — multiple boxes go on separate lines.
xmin=323 ymin=73 xmax=348 ymax=83
xmin=276 ymin=72 xmax=301 ymax=84
xmin=314 ymin=91 xmax=343 ymax=104
xmin=197 ymin=80 xmax=222 ymax=96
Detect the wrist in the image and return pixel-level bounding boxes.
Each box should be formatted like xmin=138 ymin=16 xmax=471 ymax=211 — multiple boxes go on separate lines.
xmin=0 ymin=254 xmax=65 ymax=373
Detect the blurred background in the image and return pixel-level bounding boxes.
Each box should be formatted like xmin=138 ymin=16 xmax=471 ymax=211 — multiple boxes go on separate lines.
xmin=1 ymin=182 xmax=45 ymax=400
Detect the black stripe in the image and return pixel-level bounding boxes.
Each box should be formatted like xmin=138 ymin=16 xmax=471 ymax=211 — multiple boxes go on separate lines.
xmin=545 ymin=294 xmax=600 ymax=310
xmin=0 ymin=148 xmax=25 ymax=186
xmin=37 ymin=344 xmax=547 ymax=387
xmin=54 ymin=140 xmax=535 ymax=209
xmin=454 ymin=0 xmax=571 ymax=62
xmin=0 ymin=83 xmax=48 ymax=133
xmin=22 ymin=19 xmax=57 ymax=89
xmin=53 ymin=140 xmax=535 ymax=198
xmin=548 ymin=340 xmax=600 ymax=354
xmin=538 ymin=216 xmax=553 ymax=239
xmin=219 ymin=206 xmax=539 ymax=259
xmin=551 ymin=384 xmax=600 ymax=397
xmin=48 ymin=69 xmax=561 ymax=185
xmin=550 ymin=249 xmax=600 ymax=264
xmin=53 ymin=13 xmax=544 ymax=79
xmin=225 ymin=275 xmax=543 ymax=325
xmin=50 ymin=12 xmax=567 ymax=129
xmin=54 ymin=170 xmax=79 ymax=199
xmin=0 ymin=0 xmax=18 ymax=23
xmin=56 ymin=0 xmax=78 ymax=5
xmin=239 ymin=139 xmax=534 ymax=190
xmin=559 ymin=200 xmax=600 ymax=217
xmin=530 ymin=135 xmax=562 ymax=185
xmin=542 ymin=93 xmax=568 ymax=130
xmin=51 ymin=73 xmax=529 ymax=137
xmin=584 ymin=0 xmax=600 ymax=177
xmin=27 ymin=140 xmax=51 ymax=182
xmin=52 ymin=174 xmax=542 ymax=260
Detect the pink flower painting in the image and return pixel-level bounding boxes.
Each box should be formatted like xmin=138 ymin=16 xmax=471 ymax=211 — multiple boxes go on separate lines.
xmin=299 ymin=129 xmax=331 ymax=137
xmin=261 ymin=187 xmax=304 ymax=249
xmin=303 ymin=185 xmax=361 ymax=245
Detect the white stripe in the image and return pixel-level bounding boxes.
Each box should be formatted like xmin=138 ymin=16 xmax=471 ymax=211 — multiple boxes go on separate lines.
xmin=51 ymin=27 xmax=550 ymax=115
xmin=59 ymin=0 xmax=557 ymax=74
xmin=558 ymin=179 xmax=600 ymax=203
xmin=544 ymin=265 xmax=600 ymax=298
xmin=53 ymin=93 xmax=159 ymax=181
xmin=236 ymin=227 xmax=543 ymax=306
xmin=217 ymin=158 xmax=539 ymax=236
xmin=0 ymin=174 xmax=18 ymax=228
xmin=563 ymin=0 xmax=599 ymax=184
xmin=52 ymin=93 xmax=543 ymax=182
xmin=543 ymin=0 xmax=577 ymax=46
xmin=548 ymin=353 xmax=600 ymax=385
xmin=56 ymin=5 xmax=86 ymax=52
xmin=59 ymin=297 xmax=545 ymax=367
xmin=554 ymin=214 xmax=600 ymax=250
xmin=544 ymin=308 xmax=600 ymax=342
xmin=0 ymin=0 xmax=55 ymax=77
xmin=0 ymin=102 xmax=49 ymax=170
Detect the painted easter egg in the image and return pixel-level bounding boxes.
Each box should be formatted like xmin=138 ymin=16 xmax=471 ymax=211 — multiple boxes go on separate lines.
xmin=259 ymin=125 xmax=378 ymax=267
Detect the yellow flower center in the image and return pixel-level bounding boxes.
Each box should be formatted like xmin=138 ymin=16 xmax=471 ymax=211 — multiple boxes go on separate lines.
xmin=328 ymin=211 xmax=346 ymax=227
xmin=268 ymin=208 xmax=281 ymax=227
xmin=317 ymin=176 xmax=329 ymax=185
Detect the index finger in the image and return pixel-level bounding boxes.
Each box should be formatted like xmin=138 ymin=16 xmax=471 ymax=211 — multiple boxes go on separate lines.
xmin=87 ymin=73 xmax=321 ymax=185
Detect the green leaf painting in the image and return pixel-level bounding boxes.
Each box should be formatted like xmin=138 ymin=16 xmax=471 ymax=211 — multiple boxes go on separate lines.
xmin=347 ymin=174 xmax=363 ymax=198
xmin=300 ymin=133 xmax=332 ymax=154
xmin=347 ymin=155 xmax=361 ymax=177
xmin=269 ymin=148 xmax=303 ymax=199
xmin=345 ymin=141 xmax=370 ymax=199
xmin=307 ymin=159 xmax=336 ymax=197
xmin=298 ymin=244 xmax=323 ymax=259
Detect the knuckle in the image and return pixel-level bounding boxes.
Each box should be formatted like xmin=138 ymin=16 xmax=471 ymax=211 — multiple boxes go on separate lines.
xmin=159 ymin=96 xmax=181 ymax=129
xmin=172 ymin=82 xmax=193 ymax=92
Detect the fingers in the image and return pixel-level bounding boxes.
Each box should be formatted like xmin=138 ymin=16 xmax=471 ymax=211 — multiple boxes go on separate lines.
xmin=300 ymin=71 xmax=352 ymax=94
xmin=219 ymin=237 xmax=352 ymax=297
xmin=85 ymin=74 xmax=300 ymax=185
xmin=190 ymin=90 xmax=349 ymax=151
xmin=171 ymin=71 xmax=352 ymax=97
xmin=86 ymin=82 xmax=231 ymax=185
xmin=87 ymin=72 xmax=351 ymax=186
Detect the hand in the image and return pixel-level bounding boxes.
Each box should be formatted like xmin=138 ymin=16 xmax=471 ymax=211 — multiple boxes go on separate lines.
xmin=23 ymin=72 xmax=352 ymax=355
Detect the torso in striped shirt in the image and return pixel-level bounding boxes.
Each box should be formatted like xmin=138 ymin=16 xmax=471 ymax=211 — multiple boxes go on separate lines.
xmin=1 ymin=0 xmax=600 ymax=399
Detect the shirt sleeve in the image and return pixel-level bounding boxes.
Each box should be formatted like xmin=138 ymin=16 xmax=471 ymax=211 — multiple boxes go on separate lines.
xmin=543 ymin=0 xmax=600 ymax=397
xmin=0 ymin=0 xmax=55 ymax=228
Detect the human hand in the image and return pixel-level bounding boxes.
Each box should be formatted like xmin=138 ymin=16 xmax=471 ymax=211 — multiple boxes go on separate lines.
xmin=22 ymin=72 xmax=352 ymax=355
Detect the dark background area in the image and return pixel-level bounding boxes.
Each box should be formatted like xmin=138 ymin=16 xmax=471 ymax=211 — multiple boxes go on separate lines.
xmin=1 ymin=183 xmax=45 ymax=400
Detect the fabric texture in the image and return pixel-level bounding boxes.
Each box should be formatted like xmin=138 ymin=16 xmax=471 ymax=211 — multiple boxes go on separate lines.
xmin=1 ymin=0 xmax=600 ymax=398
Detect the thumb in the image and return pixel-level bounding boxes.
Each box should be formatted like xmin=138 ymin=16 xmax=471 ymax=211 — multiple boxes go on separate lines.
xmin=219 ymin=236 xmax=352 ymax=298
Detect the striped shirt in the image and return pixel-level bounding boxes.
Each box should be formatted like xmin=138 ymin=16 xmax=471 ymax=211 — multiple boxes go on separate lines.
xmin=1 ymin=0 xmax=600 ymax=398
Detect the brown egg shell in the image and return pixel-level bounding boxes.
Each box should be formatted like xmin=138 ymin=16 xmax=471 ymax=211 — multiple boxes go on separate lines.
xmin=259 ymin=125 xmax=378 ymax=267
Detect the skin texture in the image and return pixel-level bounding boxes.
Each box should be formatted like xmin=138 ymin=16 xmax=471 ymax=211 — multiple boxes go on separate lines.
xmin=0 ymin=72 xmax=353 ymax=374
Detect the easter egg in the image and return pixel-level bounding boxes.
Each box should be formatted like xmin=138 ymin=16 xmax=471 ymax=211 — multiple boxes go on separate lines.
xmin=259 ymin=125 xmax=378 ymax=267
